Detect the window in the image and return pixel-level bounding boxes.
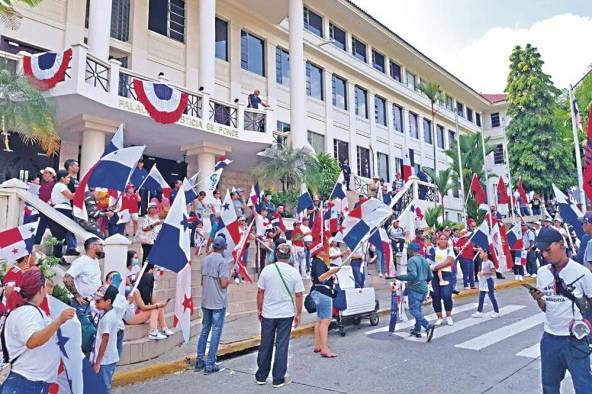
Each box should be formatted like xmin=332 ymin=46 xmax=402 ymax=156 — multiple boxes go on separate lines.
xmin=406 ymin=71 xmax=416 ymax=90
xmin=330 ymin=23 xmax=346 ymax=50
xmin=448 ymin=130 xmax=456 ymax=149
xmin=306 ymin=62 xmax=324 ymax=100
xmin=389 ymin=61 xmax=401 ymax=82
xmin=375 ymin=96 xmax=387 ymax=126
xmin=423 ymin=118 xmax=432 ymax=144
xmin=493 ymin=144 xmax=505 ymax=164
xmin=393 ymin=104 xmax=403 ymax=133
xmin=304 ymin=7 xmax=323 ymax=37
xmin=466 ymin=107 xmax=473 ymax=122
xmin=409 ymin=112 xmax=419 ymax=139
xmin=372 ymin=49 xmax=385 ymax=73
xmin=307 ymin=131 xmax=325 ymax=154
xmin=491 ymin=112 xmax=500 ymax=128
xmin=352 ymin=36 xmax=367 ymax=62
xmin=276 ymin=121 xmax=290 ymax=145
xmin=333 ymin=139 xmax=349 ymax=163
xmin=453 ymin=189 xmax=460 ymax=198
xmin=476 ymin=113 xmax=482 ymax=127
xmin=357 ymin=146 xmax=371 ymax=178
xmin=148 ymin=0 xmax=185 ymax=42
xmin=395 ymin=158 xmax=403 ymax=175
xmin=436 ymin=125 xmax=445 ymax=149
xmin=241 ymin=30 xmax=265 ymax=76
xmin=355 ymin=85 xmax=368 ymax=119
xmin=456 ymin=101 xmax=464 ymax=117
xmin=215 ymin=17 xmax=228 ymax=60
xmin=275 ymin=47 xmax=289 ymax=85
xmin=332 ymin=74 xmax=347 ymax=110
xmin=377 ymin=152 xmax=390 ymax=182
xmin=111 ymin=0 xmax=130 ymax=42
xmin=445 ymin=95 xmax=454 ymax=111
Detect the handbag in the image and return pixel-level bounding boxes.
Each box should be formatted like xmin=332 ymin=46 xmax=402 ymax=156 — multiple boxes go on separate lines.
xmin=304 ymin=292 xmax=316 ymax=314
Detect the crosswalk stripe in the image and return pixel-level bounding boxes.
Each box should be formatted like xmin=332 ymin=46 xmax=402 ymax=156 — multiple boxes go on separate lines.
xmin=516 ymin=343 xmax=540 ymax=359
xmin=364 ymin=302 xmax=477 ymax=335
xmin=455 ymin=313 xmax=545 ymax=351
xmin=396 ymin=305 xmax=525 ymax=342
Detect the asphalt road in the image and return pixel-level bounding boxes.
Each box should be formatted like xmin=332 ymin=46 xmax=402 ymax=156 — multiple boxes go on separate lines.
xmin=114 ymin=287 xmax=578 ymax=394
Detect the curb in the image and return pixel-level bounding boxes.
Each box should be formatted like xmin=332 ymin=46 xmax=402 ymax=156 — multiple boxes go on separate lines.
xmin=112 ymin=277 xmax=534 ymax=387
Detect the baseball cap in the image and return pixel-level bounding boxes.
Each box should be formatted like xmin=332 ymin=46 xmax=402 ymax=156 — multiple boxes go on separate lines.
xmin=94 ymin=284 xmax=118 ymax=303
xmin=213 ymin=236 xmax=227 ymax=249
xmin=535 ymin=228 xmax=563 ymax=250
xmin=408 ymin=242 xmax=420 ymax=252
xmin=581 ymin=211 xmax=592 ymax=224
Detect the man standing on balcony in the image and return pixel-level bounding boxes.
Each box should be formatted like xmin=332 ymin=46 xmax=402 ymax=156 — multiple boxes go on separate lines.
xmin=64 ymin=159 xmax=80 ymax=256
xmin=340 ymin=159 xmax=351 ymax=191
xmin=247 ymin=89 xmax=269 ymax=109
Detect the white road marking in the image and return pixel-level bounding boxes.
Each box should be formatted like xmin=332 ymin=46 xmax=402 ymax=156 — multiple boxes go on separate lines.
xmin=516 ymin=343 xmax=540 ymax=359
xmin=397 ymin=305 xmax=525 ymax=342
xmin=455 ymin=313 xmax=545 ymax=351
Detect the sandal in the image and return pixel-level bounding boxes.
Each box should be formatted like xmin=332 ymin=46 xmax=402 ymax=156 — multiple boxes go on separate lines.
xmin=313 ymin=348 xmax=321 ymax=353
xmin=320 ymin=352 xmax=337 ymax=358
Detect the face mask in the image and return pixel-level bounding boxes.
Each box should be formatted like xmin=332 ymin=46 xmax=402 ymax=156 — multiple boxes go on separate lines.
xmin=96 ymin=251 xmax=105 ymax=259
xmin=111 ymin=272 xmax=122 ymax=288
xmin=132 ymin=258 xmax=140 ymax=266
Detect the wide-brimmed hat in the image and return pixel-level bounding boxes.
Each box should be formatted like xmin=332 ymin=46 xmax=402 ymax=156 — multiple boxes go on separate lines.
xmin=40 ymin=167 xmax=56 ymax=176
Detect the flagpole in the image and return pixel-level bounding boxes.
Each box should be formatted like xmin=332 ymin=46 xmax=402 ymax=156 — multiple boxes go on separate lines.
xmin=479 ymin=117 xmax=494 ymax=228
xmin=500 ymin=116 xmax=516 ymax=222
xmin=454 ymin=111 xmax=467 ymax=222
xmin=568 ymin=84 xmax=586 ymax=209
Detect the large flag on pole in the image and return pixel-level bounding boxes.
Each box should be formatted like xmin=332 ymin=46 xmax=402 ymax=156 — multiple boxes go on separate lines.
xmin=369 ymin=227 xmax=393 ymax=276
xmin=216 ymin=190 xmax=242 ymax=251
xmin=507 ymin=222 xmax=523 ymax=250
xmin=103 ymin=124 xmax=124 ymax=156
xmin=296 ymin=183 xmax=313 ymax=220
xmin=402 ymin=154 xmax=412 ymax=182
xmin=553 ymin=184 xmax=584 ymax=240
xmin=335 ymin=198 xmax=392 ymax=252
xmin=469 ymin=173 xmax=486 ymax=205
xmin=516 ymin=176 xmax=529 ymax=205
xmin=141 ymin=164 xmax=172 ymax=198
xmin=232 ymin=219 xmax=254 ymax=284
xmin=0 ymin=220 xmax=38 ymax=263
xmin=584 ymin=106 xmax=592 ymax=200
xmin=497 ymin=176 xmax=510 ymax=204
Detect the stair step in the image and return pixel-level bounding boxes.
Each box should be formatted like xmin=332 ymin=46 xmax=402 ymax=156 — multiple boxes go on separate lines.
xmin=123 ymin=308 xmax=201 ymax=341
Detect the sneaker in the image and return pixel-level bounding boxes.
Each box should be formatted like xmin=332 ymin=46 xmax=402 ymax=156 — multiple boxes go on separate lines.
xmin=65 ymin=249 xmax=80 ymax=256
xmin=434 ymin=318 xmax=443 ymax=326
xmin=452 ymin=290 xmax=460 ymax=295
xmin=426 ymin=324 xmax=436 ymax=343
xmin=148 ymin=330 xmax=167 ymax=340
xmin=531 ymin=273 xmax=537 ymax=278
xmin=439 ymin=280 xmax=450 ymax=286
xmin=524 ymin=273 xmax=531 ymax=278
xmin=519 ymin=275 xmax=524 ymax=281
xmin=446 ymin=317 xmax=454 ymax=326
xmin=161 ymin=328 xmax=174 ymax=336
xmin=489 ymin=312 xmax=499 ymax=318
xmin=234 ymin=277 xmax=240 ymax=285
xmin=256 ymin=379 xmax=267 ymax=385
xmin=472 ymin=312 xmax=483 ymax=318
xmin=204 ymin=364 xmax=225 ymax=375
xmin=514 ymin=275 xmax=519 ymax=280
xmin=194 ymin=360 xmax=205 ymax=371
xmin=409 ymin=330 xmax=421 ymax=338
xmin=388 ymin=331 xmax=397 ymax=337
xmin=273 ymin=377 xmax=292 ymax=388
xmin=379 ymin=273 xmax=383 ymax=278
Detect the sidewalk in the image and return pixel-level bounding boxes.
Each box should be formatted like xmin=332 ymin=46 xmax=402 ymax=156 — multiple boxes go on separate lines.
xmin=113 ymin=270 xmax=533 ymax=387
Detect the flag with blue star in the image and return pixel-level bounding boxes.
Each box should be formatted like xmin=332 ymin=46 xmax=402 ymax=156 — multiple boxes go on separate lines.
xmin=147 ymin=178 xmax=191 ymax=273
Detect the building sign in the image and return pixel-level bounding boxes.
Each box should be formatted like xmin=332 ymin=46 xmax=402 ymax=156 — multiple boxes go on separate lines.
xmin=118 ymin=98 xmax=240 ymax=139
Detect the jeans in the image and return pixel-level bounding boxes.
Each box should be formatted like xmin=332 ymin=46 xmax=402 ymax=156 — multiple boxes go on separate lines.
xmin=255 ymin=316 xmax=294 ymax=385
xmin=99 ymin=362 xmax=117 ymax=392
xmin=65 ymin=231 xmax=77 ymax=251
xmin=526 ymin=251 xmax=538 ymax=275
xmin=197 ymin=307 xmax=226 ymax=369
xmin=432 ymin=271 xmax=454 ymax=313
xmin=2 ymin=371 xmax=50 ymax=394
xmin=408 ymin=291 xmax=430 ymax=333
xmin=532 ymin=206 xmax=541 ymax=216
xmin=513 ymin=264 xmax=525 ymax=276
xmin=460 ymin=257 xmax=475 ymax=288
xmin=540 ymin=332 xmax=592 ymax=394
xmin=117 ymin=329 xmax=124 ymax=357
xmin=389 ymin=292 xmax=398 ymax=333
xmin=304 ymin=245 xmax=311 ymax=273
xmin=520 ymin=206 xmax=531 ymax=216
xmin=477 ymin=278 xmax=499 ymax=313
xmin=351 ymin=260 xmax=364 ymax=288
xmin=107 ymin=222 xmax=125 ymax=236
xmin=376 ymin=250 xmax=385 ymax=275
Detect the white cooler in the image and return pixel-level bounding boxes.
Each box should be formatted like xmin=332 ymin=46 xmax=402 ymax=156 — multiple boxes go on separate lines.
xmin=336 ymin=266 xmax=376 ymax=317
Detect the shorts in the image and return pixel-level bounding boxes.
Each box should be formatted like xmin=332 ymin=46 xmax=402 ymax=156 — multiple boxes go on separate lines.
xmin=311 ymin=290 xmax=332 ymax=320
xmin=130 ymin=213 xmax=139 ymax=221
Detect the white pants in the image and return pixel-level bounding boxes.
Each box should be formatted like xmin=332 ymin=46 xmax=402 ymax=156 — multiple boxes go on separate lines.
xmin=293 ymin=246 xmax=307 ymax=279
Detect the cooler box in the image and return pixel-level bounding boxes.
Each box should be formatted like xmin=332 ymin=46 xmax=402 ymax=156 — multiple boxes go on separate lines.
xmin=335 ymin=266 xmax=376 ymax=317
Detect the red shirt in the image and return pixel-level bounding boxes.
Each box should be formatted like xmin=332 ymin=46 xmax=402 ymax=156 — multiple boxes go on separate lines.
xmin=3 ymin=266 xmax=24 ymax=312
xmin=291 ymin=226 xmax=305 ymax=247
xmin=39 ymin=180 xmax=55 ymax=202
xmin=122 ymin=194 xmax=140 ymax=213
xmin=454 ymin=237 xmax=474 ymax=260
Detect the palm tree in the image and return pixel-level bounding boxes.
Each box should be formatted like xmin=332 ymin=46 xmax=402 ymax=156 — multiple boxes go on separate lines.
xmin=418 ymin=81 xmax=441 ymax=171
xmin=0 ymin=66 xmax=59 ymax=155
xmin=424 ymin=167 xmax=453 ymax=224
xmin=0 ymin=0 xmax=42 ymax=30
xmin=446 ymin=132 xmax=494 ymax=198
xmin=253 ymin=144 xmax=317 ymax=193
xmin=425 ymin=205 xmax=442 ymax=229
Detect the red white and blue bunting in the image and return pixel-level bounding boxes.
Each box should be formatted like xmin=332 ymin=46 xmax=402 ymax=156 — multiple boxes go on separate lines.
xmin=133 ymin=79 xmax=189 ymax=124
xmin=22 ymin=48 xmax=72 ymax=91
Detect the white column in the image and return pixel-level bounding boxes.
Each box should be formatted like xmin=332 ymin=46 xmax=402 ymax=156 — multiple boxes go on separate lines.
xmin=103 ymin=234 xmax=131 ymax=295
xmin=181 ymin=142 xmax=231 ymax=194
xmin=197 ymin=152 xmax=216 ymax=187
xmin=368 ymin=92 xmax=377 ymax=177
xmin=288 ymin=0 xmax=306 ymax=149
xmin=87 ymin=0 xmax=112 ymax=60
xmin=324 ymin=70 xmax=333 ymax=154
xmin=199 ymin=0 xmax=216 ymax=95
xmin=80 ymin=129 xmax=105 ymax=177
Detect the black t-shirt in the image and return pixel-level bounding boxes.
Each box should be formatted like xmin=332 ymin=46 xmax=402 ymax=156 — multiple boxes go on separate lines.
xmin=310 ymin=258 xmax=334 ymax=297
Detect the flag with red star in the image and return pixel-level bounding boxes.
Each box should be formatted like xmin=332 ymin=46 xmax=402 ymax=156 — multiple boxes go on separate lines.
xmin=0 ymin=220 xmax=38 ymax=263
xmin=173 ymin=262 xmax=193 ymax=343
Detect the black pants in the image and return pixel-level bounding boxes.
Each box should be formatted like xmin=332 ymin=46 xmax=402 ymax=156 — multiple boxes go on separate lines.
xmin=526 ymin=250 xmax=538 ymax=275
xmin=255 ymin=316 xmax=294 ymax=385
xmin=49 ymin=208 xmax=74 ymax=258
xmin=258 ymin=245 xmax=267 ymax=273
xmin=34 ymin=213 xmax=50 ymax=244
xmin=141 ymin=243 xmax=153 ymax=263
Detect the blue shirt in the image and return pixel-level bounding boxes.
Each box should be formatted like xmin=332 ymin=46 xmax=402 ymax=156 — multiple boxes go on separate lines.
xmin=574 ymin=233 xmax=591 ymax=264
xmin=249 ymin=94 xmax=262 ymax=109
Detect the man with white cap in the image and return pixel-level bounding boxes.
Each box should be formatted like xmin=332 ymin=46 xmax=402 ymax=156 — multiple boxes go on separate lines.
xmin=291 ymin=219 xmax=307 ymax=279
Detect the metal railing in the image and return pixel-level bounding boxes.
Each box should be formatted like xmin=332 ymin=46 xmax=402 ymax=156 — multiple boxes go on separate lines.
xmin=272 ymin=131 xmax=289 ymax=147
xmin=209 ymin=99 xmax=237 ymax=128
xmin=353 ymin=175 xmax=370 ymax=196
xmin=244 ymin=109 xmax=266 ymax=132
xmin=85 ymin=53 xmax=110 ymax=92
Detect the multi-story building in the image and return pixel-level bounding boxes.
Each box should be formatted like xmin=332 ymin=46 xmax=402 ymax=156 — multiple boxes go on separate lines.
xmin=0 ymin=0 xmax=510 ymax=221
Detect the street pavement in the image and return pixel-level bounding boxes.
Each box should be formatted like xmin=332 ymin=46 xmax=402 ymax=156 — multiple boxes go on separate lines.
xmin=114 ymin=287 xmax=577 ymax=394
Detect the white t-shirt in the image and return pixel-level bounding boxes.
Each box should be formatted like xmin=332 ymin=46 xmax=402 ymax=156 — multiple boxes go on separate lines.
xmin=66 ymin=255 xmax=102 ymax=297
xmin=51 ymin=182 xmax=71 ymax=210
xmin=434 ymin=247 xmax=455 ymax=272
xmin=301 ymin=225 xmax=313 ymax=242
xmin=536 ymin=259 xmax=592 ymax=336
xmin=5 ymin=304 xmax=61 ymax=382
xmin=330 ymin=247 xmax=343 ymax=266
xmin=92 ymin=308 xmax=120 ymax=365
xmin=258 ymin=262 xmax=305 ymax=319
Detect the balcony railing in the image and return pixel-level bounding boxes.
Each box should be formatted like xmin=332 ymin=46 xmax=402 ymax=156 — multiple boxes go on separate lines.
xmin=244 ymin=108 xmax=266 ymax=133
xmin=209 ymin=99 xmax=238 ymax=128
xmin=85 ymin=53 xmax=110 ymax=92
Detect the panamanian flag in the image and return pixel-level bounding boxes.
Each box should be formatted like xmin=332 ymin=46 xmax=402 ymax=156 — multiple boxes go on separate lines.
xmin=553 ymin=184 xmax=584 ymax=241
xmin=216 ymin=190 xmax=242 ymax=251
xmin=369 ymin=227 xmax=393 ymax=276
xmin=103 ymin=124 xmax=124 ymax=157
xmin=507 ymin=222 xmax=523 ymax=250
xmin=296 ymin=183 xmax=314 ymax=221
xmin=336 ymin=198 xmax=392 ymax=252
xmin=0 ymin=220 xmax=38 ymax=263
xmin=142 ymin=164 xmax=172 ymax=198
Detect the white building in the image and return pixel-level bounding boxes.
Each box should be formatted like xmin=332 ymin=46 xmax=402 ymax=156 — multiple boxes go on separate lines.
xmin=0 ymin=0 xmax=509 ymax=221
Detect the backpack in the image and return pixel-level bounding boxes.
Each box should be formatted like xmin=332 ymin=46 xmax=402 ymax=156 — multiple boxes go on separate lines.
xmin=79 ymin=304 xmax=98 ymax=355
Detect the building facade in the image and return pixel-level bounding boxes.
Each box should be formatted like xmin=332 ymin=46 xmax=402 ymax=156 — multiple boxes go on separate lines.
xmin=0 ymin=0 xmax=508 ymax=220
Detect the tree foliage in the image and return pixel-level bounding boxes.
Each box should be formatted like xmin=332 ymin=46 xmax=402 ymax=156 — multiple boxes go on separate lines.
xmin=253 ymin=144 xmax=316 ymax=193
xmin=305 ymin=152 xmax=341 ymax=200
xmin=0 ymin=0 xmax=42 ymax=30
xmin=505 ymin=44 xmax=575 ymax=193
xmin=418 ymin=81 xmax=441 ymax=171
xmin=424 ymin=167 xmax=453 ymax=224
